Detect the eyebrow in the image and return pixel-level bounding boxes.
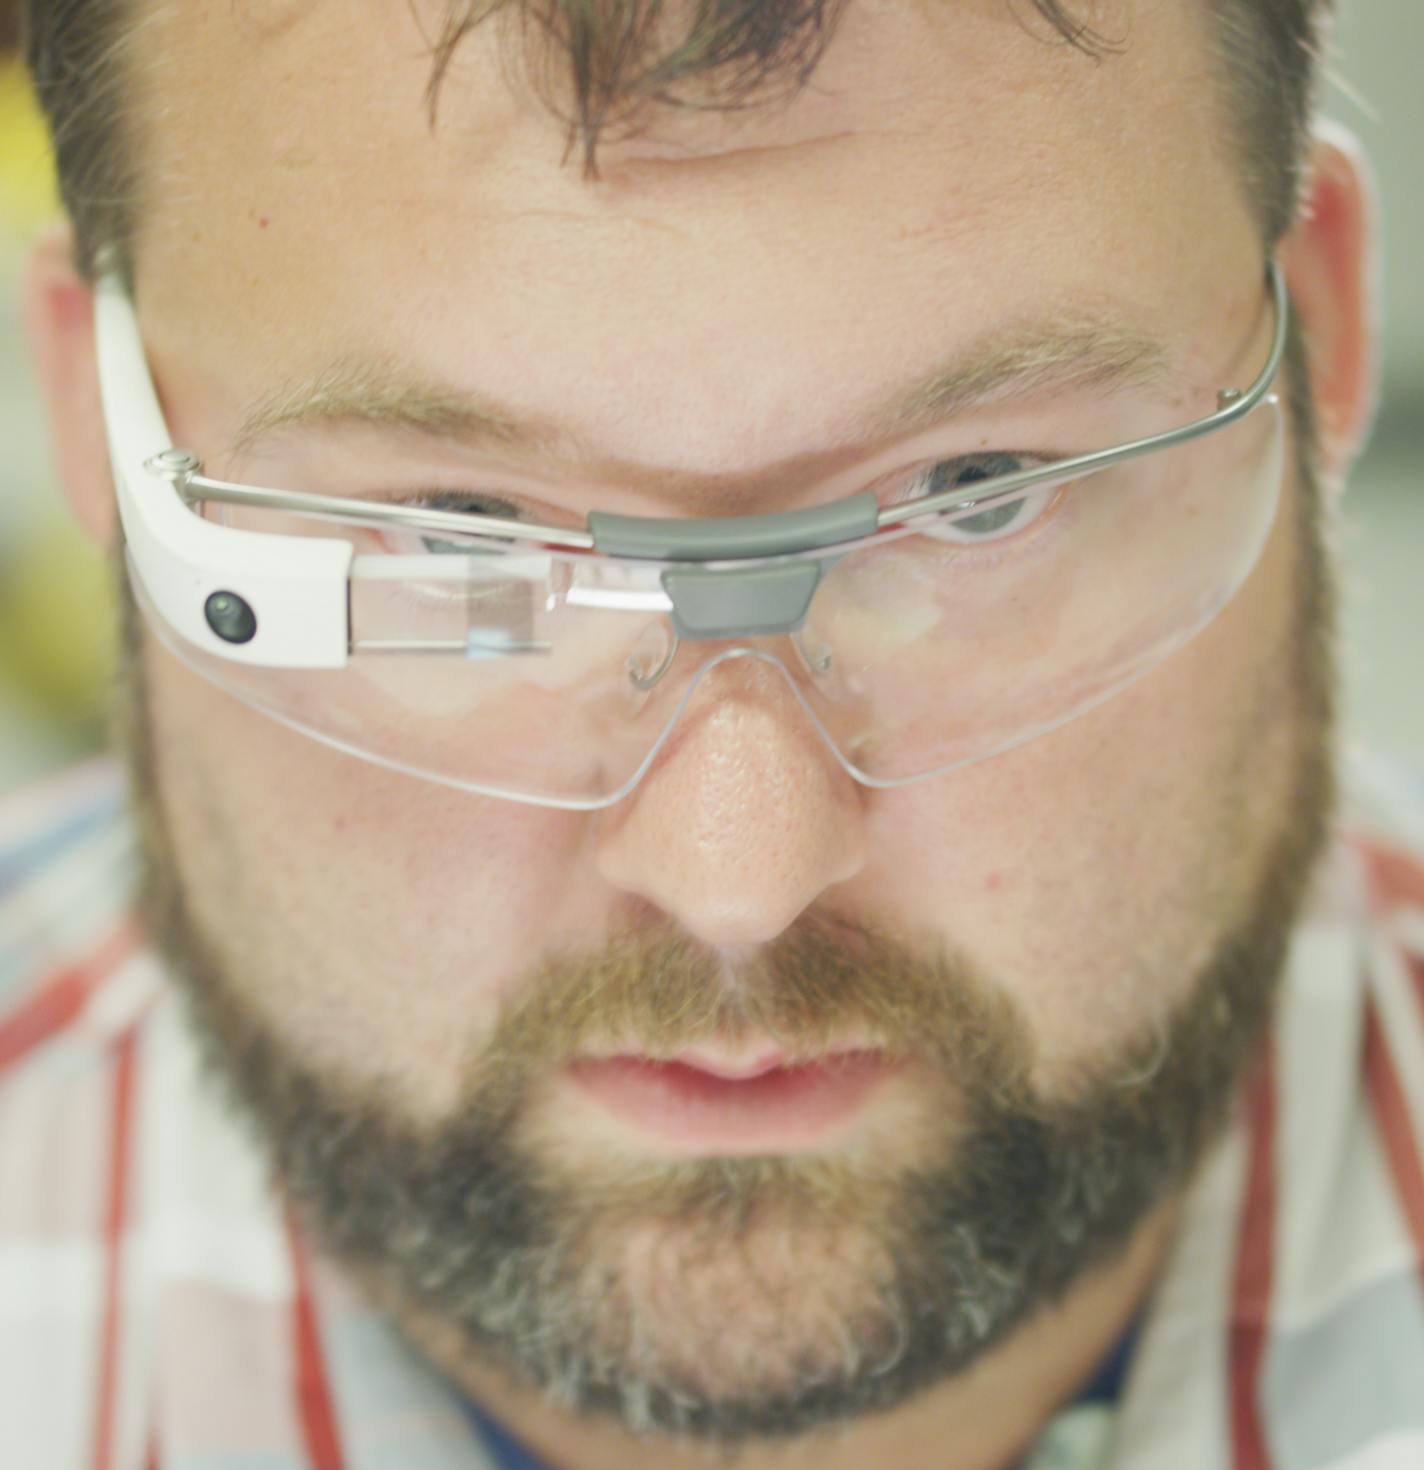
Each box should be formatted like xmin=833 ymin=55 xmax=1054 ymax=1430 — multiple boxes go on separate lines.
xmin=228 ymin=315 xmax=1177 ymax=483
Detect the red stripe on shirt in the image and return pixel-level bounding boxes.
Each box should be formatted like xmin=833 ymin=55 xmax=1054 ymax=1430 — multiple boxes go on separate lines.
xmin=1228 ymin=1044 xmax=1277 ymax=1470
xmin=1362 ymin=993 xmax=1424 ymax=1271
xmin=286 ymin=1211 xmax=346 ymax=1470
xmin=90 ymin=1023 xmax=140 ymax=1470
xmin=1405 ymin=950 xmax=1424 ymax=1029
xmin=0 ymin=917 xmax=141 ymax=1076
xmin=1357 ymin=837 xmax=1424 ymax=917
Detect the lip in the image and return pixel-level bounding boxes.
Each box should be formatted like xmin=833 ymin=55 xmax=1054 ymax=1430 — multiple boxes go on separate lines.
xmin=563 ymin=1050 xmax=901 ymax=1154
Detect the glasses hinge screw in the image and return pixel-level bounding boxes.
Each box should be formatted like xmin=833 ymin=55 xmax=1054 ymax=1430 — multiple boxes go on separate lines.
xmin=145 ymin=449 xmax=202 ymax=480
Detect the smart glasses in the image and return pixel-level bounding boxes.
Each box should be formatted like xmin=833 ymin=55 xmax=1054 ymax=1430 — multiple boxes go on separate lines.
xmin=93 ymin=267 xmax=1287 ymax=810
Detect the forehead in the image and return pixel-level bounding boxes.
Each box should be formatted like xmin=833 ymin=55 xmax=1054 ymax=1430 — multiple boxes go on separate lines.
xmin=130 ymin=0 xmax=1259 ymax=478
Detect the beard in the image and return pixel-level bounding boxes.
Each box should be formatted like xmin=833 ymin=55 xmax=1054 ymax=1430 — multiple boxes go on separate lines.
xmin=113 ymin=323 xmax=1338 ymax=1449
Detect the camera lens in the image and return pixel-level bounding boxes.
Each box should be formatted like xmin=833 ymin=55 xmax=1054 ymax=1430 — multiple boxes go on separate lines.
xmin=204 ymin=591 xmax=257 ymax=644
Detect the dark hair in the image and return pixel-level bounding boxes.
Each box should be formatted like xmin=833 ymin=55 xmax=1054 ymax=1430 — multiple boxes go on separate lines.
xmin=23 ymin=0 xmax=1335 ymax=284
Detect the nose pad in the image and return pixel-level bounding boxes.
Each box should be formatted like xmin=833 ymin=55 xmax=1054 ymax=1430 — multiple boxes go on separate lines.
xmin=626 ymin=619 xmax=680 ymax=691
xmin=595 ymin=650 xmax=869 ymax=946
xmin=624 ymin=624 xmax=836 ymax=698
xmin=792 ymin=628 xmax=837 ymax=682
xmin=612 ymin=628 xmax=876 ymax=807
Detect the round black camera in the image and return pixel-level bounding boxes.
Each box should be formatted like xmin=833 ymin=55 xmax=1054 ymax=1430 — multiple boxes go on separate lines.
xmin=204 ymin=591 xmax=257 ymax=645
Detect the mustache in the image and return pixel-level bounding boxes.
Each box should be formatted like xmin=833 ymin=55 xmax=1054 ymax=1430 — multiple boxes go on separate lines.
xmin=467 ymin=909 xmax=1034 ymax=1109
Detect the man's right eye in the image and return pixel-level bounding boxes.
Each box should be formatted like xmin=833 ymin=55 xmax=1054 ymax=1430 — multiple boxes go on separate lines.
xmin=384 ymin=490 xmax=538 ymax=554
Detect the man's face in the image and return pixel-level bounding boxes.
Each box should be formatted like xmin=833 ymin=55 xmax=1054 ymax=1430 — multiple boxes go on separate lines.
xmin=118 ymin=0 xmax=1333 ymax=1446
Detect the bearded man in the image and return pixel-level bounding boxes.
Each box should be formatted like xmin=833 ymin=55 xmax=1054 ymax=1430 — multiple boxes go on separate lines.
xmin=4 ymin=1 xmax=1423 ymax=1467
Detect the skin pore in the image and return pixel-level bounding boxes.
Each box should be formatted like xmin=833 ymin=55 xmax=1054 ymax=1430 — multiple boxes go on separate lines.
xmin=23 ymin=0 xmax=1375 ymax=1467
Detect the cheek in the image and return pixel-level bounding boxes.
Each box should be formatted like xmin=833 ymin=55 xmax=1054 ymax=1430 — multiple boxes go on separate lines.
xmin=141 ymin=634 xmax=596 ymax=1120
xmin=845 ymin=469 xmax=1308 ymax=1072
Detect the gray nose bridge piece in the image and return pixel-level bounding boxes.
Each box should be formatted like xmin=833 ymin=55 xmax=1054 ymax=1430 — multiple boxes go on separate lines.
xmin=587 ymin=491 xmax=880 ymax=641
xmin=661 ymin=561 xmax=821 ymax=640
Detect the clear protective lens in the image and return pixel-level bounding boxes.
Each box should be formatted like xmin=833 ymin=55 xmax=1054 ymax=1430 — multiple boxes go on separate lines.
xmin=142 ymin=393 xmax=1284 ymax=808
xmin=800 ymin=394 xmax=1286 ymax=783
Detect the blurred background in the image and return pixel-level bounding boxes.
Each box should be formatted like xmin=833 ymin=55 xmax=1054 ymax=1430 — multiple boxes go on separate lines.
xmin=0 ymin=1 xmax=1419 ymax=797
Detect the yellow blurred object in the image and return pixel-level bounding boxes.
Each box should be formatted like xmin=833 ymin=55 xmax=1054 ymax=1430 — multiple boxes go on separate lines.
xmin=0 ymin=56 xmax=58 ymax=235
xmin=0 ymin=520 xmax=115 ymax=727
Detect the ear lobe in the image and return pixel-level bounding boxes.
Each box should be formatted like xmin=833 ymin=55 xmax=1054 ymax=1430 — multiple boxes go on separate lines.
xmin=1277 ymin=123 xmax=1380 ymax=487
xmin=21 ymin=221 xmax=119 ymax=548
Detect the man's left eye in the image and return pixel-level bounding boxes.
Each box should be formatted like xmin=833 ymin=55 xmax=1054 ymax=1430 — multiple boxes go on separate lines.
xmin=890 ymin=454 xmax=1056 ymax=544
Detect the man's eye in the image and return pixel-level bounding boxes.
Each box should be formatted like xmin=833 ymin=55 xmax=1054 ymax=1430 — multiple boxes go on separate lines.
xmin=890 ymin=454 xmax=1058 ymax=545
xmin=387 ymin=490 xmax=538 ymax=554
xmin=411 ymin=490 xmax=528 ymax=518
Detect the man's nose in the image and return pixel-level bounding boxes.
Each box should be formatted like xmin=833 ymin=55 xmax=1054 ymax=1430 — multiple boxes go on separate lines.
xmin=593 ymin=670 xmax=868 ymax=947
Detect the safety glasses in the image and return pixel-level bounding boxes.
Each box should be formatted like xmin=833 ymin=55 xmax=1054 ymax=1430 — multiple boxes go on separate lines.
xmin=95 ymin=266 xmax=1287 ymax=808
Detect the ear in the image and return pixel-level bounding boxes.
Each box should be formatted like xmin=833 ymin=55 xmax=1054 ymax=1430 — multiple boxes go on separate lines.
xmin=1277 ymin=122 xmax=1380 ymax=487
xmin=20 ymin=220 xmax=119 ymax=548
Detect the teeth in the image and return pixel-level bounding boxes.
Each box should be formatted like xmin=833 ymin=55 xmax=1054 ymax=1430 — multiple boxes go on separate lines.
xmin=672 ymin=1050 xmax=788 ymax=1080
xmin=574 ymin=1039 xmax=886 ymax=1079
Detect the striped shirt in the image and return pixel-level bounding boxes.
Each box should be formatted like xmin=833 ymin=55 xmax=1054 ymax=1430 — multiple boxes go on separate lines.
xmin=1 ymin=749 xmax=1421 ymax=1470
